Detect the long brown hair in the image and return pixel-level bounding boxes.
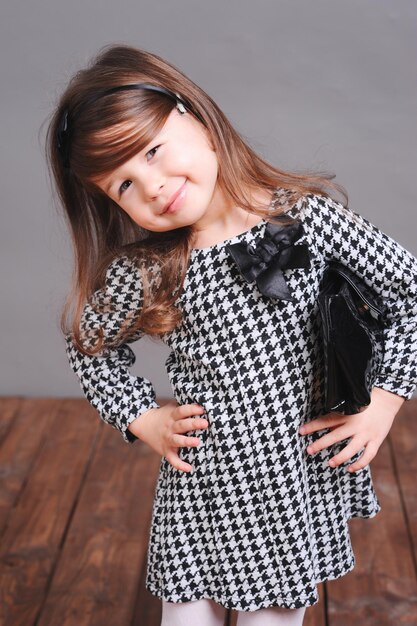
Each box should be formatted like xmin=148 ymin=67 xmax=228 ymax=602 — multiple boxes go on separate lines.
xmin=44 ymin=43 xmax=348 ymax=356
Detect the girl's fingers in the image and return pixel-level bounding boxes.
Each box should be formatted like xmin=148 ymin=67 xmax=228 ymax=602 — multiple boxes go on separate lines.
xmin=172 ymin=404 xmax=209 ymax=432
xmin=164 ymin=404 xmax=209 ymax=473
xmin=344 ymin=442 xmax=378 ymax=473
xmin=299 ymin=412 xmax=344 ymax=434
xmin=165 ymin=449 xmax=193 ymax=473
xmin=325 ymin=438 xmax=365 ymax=468
xmin=176 ymin=416 xmax=209 ymax=433
xmin=170 ymin=433 xmax=201 ymax=447
xmin=174 ymin=403 xmax=206 ymax=419
xmin=328 ymin=440 xmax=378 ymax=472
xmin=305 ymin=427 xmax=377 ymax=473
xmin=304 ymin=428 xmax=352 ymax=456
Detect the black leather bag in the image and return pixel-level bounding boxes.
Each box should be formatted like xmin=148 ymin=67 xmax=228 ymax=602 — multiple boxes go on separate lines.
xmin=317 ymin=261 xmax=387 ymax=414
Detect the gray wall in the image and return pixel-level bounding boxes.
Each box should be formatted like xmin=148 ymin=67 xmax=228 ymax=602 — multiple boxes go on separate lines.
xmin=1 ymin=0 xmax=416 ymax=398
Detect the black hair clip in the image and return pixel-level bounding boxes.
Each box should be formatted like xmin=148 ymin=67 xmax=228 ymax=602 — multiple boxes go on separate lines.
xmin=56 ymin=108 xmax=71 ymax=169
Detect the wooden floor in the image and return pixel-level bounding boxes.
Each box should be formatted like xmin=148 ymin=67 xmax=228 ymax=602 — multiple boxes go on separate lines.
xmin=0 ymin=396 xmax=416 ymax=626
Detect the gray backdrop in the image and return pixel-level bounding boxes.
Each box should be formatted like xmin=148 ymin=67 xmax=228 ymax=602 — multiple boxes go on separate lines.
xmin=1 ymin=0 xmax=416 ymax=399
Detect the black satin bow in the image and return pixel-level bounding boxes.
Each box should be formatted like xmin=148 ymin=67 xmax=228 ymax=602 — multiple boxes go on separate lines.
xmin=226 ymin=219 xmax=311 ymax=300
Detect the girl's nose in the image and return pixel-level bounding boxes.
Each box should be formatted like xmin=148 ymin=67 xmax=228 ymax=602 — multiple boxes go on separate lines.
xmin=143 ymin=175 xmax=167 ymax=203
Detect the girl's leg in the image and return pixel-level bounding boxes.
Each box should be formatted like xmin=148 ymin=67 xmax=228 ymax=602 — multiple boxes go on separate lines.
xmin=236 ymin=605 xmax=306 ymax=626
xmin=161 ymin=597 xmax=226 ymax=626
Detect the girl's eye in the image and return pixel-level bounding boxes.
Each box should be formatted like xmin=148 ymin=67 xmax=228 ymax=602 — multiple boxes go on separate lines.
xmin=117 ymin=145 xmax=161 ymax=196
xmin=119 ymin=180 xmax=132 ymax=195
xmin=146 ymin=144 xmax=161 ymax=161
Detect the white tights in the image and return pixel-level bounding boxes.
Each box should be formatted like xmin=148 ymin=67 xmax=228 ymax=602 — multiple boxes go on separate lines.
xmin=161 ymin=598 xmax=307 ymax=626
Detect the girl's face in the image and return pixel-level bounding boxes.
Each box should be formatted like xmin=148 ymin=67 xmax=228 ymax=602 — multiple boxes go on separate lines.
xmin=94 ymin=107 xmax=227 ymax=235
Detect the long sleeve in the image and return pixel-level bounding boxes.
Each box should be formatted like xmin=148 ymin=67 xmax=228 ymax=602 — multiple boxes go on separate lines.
xmin=64 ymin=255 xmax=160 ymax=444
xmin=298 ymin=193 xmax=417 ymax=401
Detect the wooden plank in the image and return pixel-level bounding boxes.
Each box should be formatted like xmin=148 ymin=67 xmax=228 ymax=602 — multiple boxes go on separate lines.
xmin=389 ymin=402 xmax=417 ymax=568
xmin=326 ymin=405 xmax=417 ymax=625
xmin=0 ymin=398 xmax=99 ymax=626
xmin=37 ymin=408 xmax=161 ymax=626
xmin=0 ymin=398 xmax=61 ymax=536
xmin=0 ymin=397 xmax=24 ymax=442
xmin=133 ymin=557 xmax=162 ymax=626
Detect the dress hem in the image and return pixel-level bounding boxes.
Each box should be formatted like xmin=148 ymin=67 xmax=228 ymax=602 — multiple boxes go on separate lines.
xmin=146 ymin=556 xmax=356 ymax=612
xmin=146 ymin=504 xmax=382 ymax=611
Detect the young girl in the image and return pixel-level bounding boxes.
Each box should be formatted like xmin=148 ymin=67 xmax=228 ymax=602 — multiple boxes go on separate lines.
xmin=45 ymin=43 xmax=417 ymax=626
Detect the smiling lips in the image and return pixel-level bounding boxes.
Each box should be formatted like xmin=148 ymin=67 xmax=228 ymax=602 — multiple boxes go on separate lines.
xmin=162 ymin=180 xmax=187 ymax=214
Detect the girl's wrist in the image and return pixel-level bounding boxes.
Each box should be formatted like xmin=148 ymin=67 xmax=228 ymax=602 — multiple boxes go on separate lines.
xmin=128 ymin=407 xmax=158 ymax=440
xmin=371 ymin=386 xmax=405 ymax=414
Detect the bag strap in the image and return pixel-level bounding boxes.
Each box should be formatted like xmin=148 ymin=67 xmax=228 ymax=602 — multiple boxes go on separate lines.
xmin=324 ymin=261 xmax=387 ymax=318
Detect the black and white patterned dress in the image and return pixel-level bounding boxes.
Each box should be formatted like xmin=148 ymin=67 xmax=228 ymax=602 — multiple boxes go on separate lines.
xmin=65 ymin=192 xmax=417 ymax=611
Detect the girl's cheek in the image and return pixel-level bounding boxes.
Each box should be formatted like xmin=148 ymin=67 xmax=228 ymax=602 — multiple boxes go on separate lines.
xmin=121 ymin=204 xmax=148 ymax=229
xmin=169 ymin=152 xmax=189 ymax=172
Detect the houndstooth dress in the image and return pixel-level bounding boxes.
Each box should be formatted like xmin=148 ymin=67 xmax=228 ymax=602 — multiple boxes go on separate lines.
xmin=65 ymin=191 xmax=417 ymax=611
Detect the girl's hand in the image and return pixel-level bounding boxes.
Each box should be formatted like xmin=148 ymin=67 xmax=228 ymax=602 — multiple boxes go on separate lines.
xmin=128 ymin=400 xmax=209 ymax=473
xmin=298 ymin=387 xmax=405 ymax=473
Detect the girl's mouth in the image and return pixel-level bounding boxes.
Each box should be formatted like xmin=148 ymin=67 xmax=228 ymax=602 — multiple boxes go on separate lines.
xmin=162 ymin=180 xmax=187 ymax=214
